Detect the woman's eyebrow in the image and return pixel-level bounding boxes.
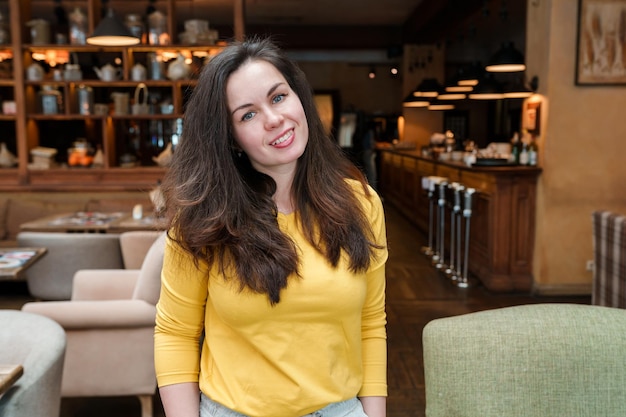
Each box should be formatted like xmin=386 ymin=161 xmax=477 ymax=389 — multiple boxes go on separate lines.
xmin=231 ymin=82 xmax=285 ymax=116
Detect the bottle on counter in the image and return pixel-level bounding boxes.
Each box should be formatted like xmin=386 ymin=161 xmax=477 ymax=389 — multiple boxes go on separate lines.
xmin=519 ymin=139 xmax=530 ymax=166
xmin=528 ymin=137 xmax=538 ymax=166
xmin=510 ymin=132 xmax=520 ymax=164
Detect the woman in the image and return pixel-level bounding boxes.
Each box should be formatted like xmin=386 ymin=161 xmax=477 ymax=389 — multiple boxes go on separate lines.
xmin=154 ymin=37 xmax=388 ymax=417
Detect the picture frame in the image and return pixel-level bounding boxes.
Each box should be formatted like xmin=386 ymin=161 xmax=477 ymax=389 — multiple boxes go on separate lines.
xmin=575 ymin=0 xmax=626 ymax=85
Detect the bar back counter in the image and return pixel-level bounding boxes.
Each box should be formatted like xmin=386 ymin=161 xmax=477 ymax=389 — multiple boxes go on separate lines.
xmin=378 ymin=149 xmax=542 ymax=293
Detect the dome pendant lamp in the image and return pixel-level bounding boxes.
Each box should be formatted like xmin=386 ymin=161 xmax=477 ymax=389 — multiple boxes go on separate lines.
xmin=485 ymin=42 xmax=526 ymax=73
xmin=87 ymin=1 xmax=140 ymax=46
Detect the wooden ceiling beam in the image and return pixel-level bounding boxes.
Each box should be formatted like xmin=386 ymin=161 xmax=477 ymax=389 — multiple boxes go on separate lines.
xmin=213 ymin=24 xmax=404 ymax=50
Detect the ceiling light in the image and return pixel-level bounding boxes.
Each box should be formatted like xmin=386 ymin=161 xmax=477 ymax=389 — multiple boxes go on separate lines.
xmin=428 ymin=100 xmax=455 ymax=110
xmin=445 ymin=84 xmax=473 ymax=92
xmin=502 ymin=75 xmax=539 ymax=98
xmin=368 ymin=67 xmax=376 ymax=79
xmin=485 ymin=42 xmax=526 ymax=72
xmin=437 ymin=91 xmax=466 ymax=100
xmin=468 ymin=75 xmax=504 ymax=100
xmin=457 ymin=62 xmax=483 ymax=86
xmin=412 ymin=78 xmax=443 ymax=98
xmin=87 ymin=6 xmax=140 ymax=46
xmin=403 ymin=93 xmax=430 ymax=108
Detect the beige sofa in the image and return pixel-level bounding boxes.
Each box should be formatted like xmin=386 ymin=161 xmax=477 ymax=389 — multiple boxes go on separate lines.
xmin=0 ymin=192 xmax=153 ymax=247
xmin=22 ymin=231 xmax=164 ymax=417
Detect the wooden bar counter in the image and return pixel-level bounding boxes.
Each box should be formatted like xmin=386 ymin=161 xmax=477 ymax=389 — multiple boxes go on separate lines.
xmin=378 ymin=148 xmax=542 ymax=292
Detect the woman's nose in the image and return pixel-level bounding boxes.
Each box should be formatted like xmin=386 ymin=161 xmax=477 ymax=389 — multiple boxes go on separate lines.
xmin=264 ymin=108 xmax=284 ymax=129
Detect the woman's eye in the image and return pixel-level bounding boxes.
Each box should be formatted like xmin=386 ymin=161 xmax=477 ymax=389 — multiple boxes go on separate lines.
xmin=241 ymin=111 xmax=255 ymax=121
xmin=272 ymin=93 xmax=286 ymax=104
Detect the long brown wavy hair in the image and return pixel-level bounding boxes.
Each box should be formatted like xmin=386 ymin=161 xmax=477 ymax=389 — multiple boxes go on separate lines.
xmin=161 ymin=36 xmax=381 ymax=304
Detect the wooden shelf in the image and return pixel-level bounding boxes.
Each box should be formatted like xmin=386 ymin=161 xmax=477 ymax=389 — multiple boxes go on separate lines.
xmin=2 ymin=0 xmax=222 ymax=190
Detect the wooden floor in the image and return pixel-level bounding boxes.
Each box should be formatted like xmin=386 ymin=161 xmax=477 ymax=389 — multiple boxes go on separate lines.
xmin=0 ymin=202 xmax=590 ymax=417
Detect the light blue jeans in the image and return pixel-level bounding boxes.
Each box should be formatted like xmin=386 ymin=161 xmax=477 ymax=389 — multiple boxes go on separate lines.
xmin=200 ymin=394 xmax=368 ymax=417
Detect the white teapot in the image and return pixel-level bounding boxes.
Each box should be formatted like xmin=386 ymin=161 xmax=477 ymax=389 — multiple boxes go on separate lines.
xmin=26 ymin=62 xmax=45 ymax=81
xmin=93 ymin=63 xmax=121 ymax=81
xmin=166 ymin=54 xmax=190 ymax=81
xmin=131 ymin=63 xmax=147 ymax=81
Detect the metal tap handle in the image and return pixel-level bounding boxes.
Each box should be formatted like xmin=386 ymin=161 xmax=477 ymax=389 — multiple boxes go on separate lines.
xmin=463 ymin=188 xmax=475 ymax=217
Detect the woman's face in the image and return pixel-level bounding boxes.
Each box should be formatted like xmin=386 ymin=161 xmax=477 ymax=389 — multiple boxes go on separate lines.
xmin=227 ymin=60 xmax=308 ymax=178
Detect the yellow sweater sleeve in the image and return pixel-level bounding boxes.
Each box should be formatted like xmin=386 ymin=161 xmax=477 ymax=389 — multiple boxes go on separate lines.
xmin=154 ymin=236 xmax=208 ymax=385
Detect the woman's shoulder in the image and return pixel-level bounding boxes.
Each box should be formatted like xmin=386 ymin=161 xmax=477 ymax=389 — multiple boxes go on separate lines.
xmin=344 ymin=178 xmax=383 ymax=213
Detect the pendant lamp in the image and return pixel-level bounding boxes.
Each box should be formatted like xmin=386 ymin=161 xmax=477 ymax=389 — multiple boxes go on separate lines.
xmin=428 ymin=100 xmax=455 ymax=111
xmin=403 ymin=93 xmax=429 ymax=108
xmin=502 ymin=75 xmax=539 ymax=98
xmin=87 ymin=3 xmax=140 ymax=46
xmin=485 ymin=42 xmax=526 ymax=73
xmin=412 ymin=78 xmax=443 ymax=98
xmin=468 ymin=75 xmax=504 ymax=100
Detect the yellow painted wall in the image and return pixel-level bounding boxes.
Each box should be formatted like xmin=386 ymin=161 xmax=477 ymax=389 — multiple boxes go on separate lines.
xmin=527 ymin=0 xmax=626 ymax=294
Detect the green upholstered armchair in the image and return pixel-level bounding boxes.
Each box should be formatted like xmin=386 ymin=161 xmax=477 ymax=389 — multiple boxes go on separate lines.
xmin=422 ymin=303 xmax=626 ymax=417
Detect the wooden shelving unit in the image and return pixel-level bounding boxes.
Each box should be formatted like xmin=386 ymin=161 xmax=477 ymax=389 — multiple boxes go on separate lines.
xmin=0 ymin=0 xmax=223 ymax=191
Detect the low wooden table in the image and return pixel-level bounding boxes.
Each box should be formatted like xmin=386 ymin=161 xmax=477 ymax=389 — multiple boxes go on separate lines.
xmin=0 ymin=364 xmax=23 ymax=396
xmin=20 ymin=212 xmax=167 ymax=234
xmin=0 ymin=247 xmax=47 ymax=281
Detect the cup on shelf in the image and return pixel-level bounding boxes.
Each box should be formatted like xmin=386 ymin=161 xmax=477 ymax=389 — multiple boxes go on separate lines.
xmin=111 ymin=92 xmax=130 ymax=115
xmin=94 ymin=103 xmax=109 ymax=116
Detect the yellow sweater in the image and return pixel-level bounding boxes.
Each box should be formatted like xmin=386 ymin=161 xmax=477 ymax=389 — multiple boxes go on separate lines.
xmin=154 ymin=185 xmax=388 ymax=417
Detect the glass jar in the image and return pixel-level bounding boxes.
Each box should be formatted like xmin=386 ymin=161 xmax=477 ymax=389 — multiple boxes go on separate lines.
xmin=38 ymin=85 xmax=63 ymax=115
xmin=69 ymin=8 xmax=87 ymax=45
xmin=147 ymin=11 xmax=169 ymax=45
xmin=125 ymin=14 xmax=144 ymax=43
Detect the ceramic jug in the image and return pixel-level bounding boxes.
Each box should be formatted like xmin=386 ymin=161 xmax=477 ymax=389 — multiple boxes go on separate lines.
xmin=94 ymin=64 xmax=121 ymax=81
xmin=111 ymin=92 xmax=129 ymax=115
xmin=166 ymin=54 xmax=190 ymax=81
xmin=131 ymin=63 xmax=147 ymax=81
xmin=26 ymin=62 xmax=45 ymax=81
xmin=63 ymin=63 xmax=82 ymax=81
xmin=27 ymin=19 xmax=50 ymax=45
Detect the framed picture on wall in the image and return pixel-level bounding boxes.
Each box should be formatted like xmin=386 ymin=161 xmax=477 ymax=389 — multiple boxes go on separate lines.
xmin=575 ymin=0 xmax=626 ymax=85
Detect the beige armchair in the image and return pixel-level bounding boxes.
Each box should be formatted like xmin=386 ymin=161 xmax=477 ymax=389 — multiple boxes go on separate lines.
xmin=0 ymin=310 xmax=66 ymax=417
xmin=22 ymin=232 xmax=166 ymax=417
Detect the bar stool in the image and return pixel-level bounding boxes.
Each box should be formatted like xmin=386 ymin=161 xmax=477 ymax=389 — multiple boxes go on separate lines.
xmin=420 ymin=176 xmax=435 ymax=257
xmin=433 ymin=178 xmax=448 ymax=270
xmin=421 ymin=176 xmax=447 ymax=261
xmin=444 ymin=182 xmax=463 ymax=281
xmin=456 ymin=187 xmax=476 ymax=288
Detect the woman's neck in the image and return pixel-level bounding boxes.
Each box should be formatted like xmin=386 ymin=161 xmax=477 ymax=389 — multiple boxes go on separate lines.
xmin=272 ymin=171 xmax=296 ymax=215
